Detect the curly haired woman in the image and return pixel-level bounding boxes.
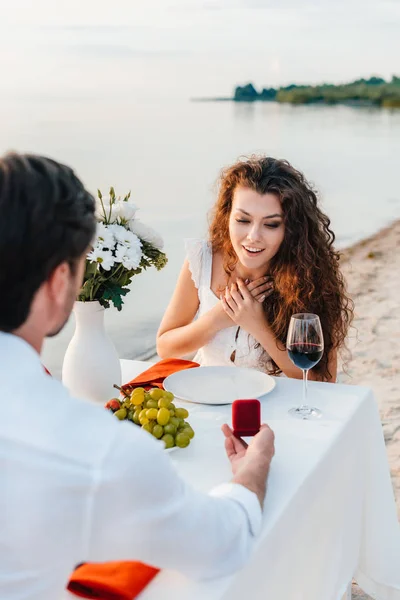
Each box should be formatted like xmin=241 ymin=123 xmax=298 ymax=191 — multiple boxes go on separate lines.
xmin=157 ymin=156 xmax=353 ymax=381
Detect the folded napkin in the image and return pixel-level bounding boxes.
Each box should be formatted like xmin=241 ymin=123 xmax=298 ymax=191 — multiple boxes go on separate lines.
xmin=121 ymin=357 xmax=199 ymax=392
xmin=67 ymin=561 xmax=159 ymax=600
xmin=67 ymin=358 xmax=199 ymax=600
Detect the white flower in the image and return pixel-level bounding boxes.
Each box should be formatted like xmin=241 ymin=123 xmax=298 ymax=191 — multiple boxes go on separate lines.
xmin=87 ymin=248 xmax=115 ymax=271
xmin=111 ymin=224 xmax=141 ymax=249
xmin=115 ymin=200 xmax=137 ymax=222
xmin=114 ymin=243 xmax=142 ymax=270
xmin=95 ymin=199 xmax=118 ymax=224
xmin=129 ymin=219 xmax=164 ymax=250
xmin=93 ymin=222 xmax=115 ymax=250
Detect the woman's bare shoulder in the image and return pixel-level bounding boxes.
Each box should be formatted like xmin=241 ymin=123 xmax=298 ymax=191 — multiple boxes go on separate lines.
xmin=210 ymin=249 xmax=227 ymax=295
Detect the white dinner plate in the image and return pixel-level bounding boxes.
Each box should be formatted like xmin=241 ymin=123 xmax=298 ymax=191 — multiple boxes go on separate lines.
xmin=164 ymin=366 xmax=275 ymax=405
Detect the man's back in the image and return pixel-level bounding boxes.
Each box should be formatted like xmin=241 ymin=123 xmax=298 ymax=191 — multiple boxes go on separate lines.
xmin=0 ymin=152 xmax=275 ymax=600
xmin=0 ymin=333 xmax=121 ymax=598
xmin=0 ymin=332 xmax=265 ymax=599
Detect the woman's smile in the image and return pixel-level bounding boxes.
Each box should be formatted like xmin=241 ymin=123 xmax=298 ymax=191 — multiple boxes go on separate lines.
xmin=229 ymin=187 xmax=285 ymax=272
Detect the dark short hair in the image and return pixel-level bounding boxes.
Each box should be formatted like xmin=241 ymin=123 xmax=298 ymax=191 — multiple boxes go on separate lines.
xmin=0 ymin=153 xmax=96 ymax=331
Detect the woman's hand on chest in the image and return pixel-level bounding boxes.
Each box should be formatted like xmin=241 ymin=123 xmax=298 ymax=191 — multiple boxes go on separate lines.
xmin=220 ymin=278 xmax=268 ymax=337
xmin=208 ymin=301 xmax=236 ymax=331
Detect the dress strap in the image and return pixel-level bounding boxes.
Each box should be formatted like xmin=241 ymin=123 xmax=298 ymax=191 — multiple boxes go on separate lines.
xmin=184 ymin=238 xmax=212 ymax=289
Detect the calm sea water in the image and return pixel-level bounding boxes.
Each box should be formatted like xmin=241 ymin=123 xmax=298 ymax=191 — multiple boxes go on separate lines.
xmin=1 ymin=97 xmax=399 ymax=375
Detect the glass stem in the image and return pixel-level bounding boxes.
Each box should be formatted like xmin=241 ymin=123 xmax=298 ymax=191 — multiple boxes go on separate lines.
xmin=302 ymin=369 xmax=309 ymax=407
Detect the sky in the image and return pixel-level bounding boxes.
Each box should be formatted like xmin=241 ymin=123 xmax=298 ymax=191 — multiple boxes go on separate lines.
xmin=0 ymin=0 xmax=399 ymax=99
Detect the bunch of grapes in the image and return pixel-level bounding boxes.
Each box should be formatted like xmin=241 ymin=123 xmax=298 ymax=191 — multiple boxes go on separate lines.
xmin=105 ymin=387 xmax=194 ymax=449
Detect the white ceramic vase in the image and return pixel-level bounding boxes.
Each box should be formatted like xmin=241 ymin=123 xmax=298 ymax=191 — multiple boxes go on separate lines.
xmin=62 ymin=301 xmax=122 ymax=404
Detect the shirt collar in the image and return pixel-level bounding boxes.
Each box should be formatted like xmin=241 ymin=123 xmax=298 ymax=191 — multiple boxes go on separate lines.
xmin=0 ymin=331 xmax=44 ymax=375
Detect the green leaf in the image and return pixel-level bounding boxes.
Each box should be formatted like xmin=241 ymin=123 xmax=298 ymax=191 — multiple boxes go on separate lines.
xmin=99 ymin=297 xmax=111 ymax=310
xmin=85 ymin=261 xmax=98 ymax=277
xmin=102 ymin=283 xmax=130 ymax=311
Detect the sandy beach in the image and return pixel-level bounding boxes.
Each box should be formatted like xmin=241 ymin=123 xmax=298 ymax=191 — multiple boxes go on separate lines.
xmin=340 ymin=219 xmax=400 ymax=511
xmin=339 ymin=220 xmax=400 ymax=599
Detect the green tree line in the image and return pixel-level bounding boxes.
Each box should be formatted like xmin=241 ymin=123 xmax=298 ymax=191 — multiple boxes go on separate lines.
xmin=234 ymin=76 xmax=400 ymax=107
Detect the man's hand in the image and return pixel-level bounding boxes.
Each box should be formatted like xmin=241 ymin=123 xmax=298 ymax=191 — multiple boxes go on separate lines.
xmin=221 ymin=423 xmax=275 ymax=509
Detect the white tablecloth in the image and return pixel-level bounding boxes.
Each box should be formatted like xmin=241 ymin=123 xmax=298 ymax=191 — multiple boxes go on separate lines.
xmin=116 ymin=360 xmax=400 ymax=600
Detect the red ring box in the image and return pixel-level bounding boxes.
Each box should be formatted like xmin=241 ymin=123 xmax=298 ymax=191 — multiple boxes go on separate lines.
xmin=232 ymin=399 xmax=261 ymax=437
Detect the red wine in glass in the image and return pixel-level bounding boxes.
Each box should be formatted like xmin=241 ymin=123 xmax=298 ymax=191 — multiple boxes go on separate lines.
xmin=286 ymin=314 xmax=324 ymax=419
xmin=288 ymin=343 xmax=324 ymax=371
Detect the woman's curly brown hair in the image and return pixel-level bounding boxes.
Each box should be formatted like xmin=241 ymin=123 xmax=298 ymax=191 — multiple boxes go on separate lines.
xmin=209 ymin=155 xmax=354 ymax=380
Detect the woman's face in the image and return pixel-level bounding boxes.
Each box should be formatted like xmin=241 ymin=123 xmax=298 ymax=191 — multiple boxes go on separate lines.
xmin=228 ymin=186 xmax=285 ymax=272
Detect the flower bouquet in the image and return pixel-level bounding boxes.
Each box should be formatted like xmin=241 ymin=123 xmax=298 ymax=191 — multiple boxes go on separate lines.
xmin=62 ymin=188 xmax=167 ymax=404
xmin=78 ymin=187 xmax=168 ymax=310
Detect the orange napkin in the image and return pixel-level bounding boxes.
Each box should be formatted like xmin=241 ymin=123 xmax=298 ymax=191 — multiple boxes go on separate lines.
xmin=67 ymin=358 xmax=199 ymax=599
xmin=67 ymin=561 xmax=159 ymax=600
xmin=121 ymin=357 xmax=199 ymax=392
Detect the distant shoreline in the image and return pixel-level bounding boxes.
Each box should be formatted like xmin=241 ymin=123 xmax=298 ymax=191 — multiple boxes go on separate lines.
xmin=191 ymin=97 xmax=386 ymax=108
xmin=191 ymin=75 xmax=400 ymax=108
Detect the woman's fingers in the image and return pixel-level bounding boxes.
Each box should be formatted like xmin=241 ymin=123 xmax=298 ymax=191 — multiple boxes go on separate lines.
xmin=236 ymin=278 xmax=254 ymax=301
xmin=246 ymin=276 xmax=273 ymax=293
xmin=230 ymin=283 xmax=244 ymax=305
xmin=225 ymin=286 xmax=239 ymax=310
xmin=220 ymin=294 xmax=235 ymax=316
xmin=248 ymin=280 xmax=274 ymax=297
xmin=255 ymin=287 xmax=274 ymax=303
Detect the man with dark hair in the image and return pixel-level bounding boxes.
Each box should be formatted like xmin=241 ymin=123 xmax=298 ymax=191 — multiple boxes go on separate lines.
xmin=0 ymin=153 xmax=275 ymax=600
xmin=0 ymin=153 xmax=96 ymax=336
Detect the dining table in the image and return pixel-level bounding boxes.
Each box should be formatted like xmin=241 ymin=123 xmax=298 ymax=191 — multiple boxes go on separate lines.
xmin=67 ymin=358 xmax=400 ymax=600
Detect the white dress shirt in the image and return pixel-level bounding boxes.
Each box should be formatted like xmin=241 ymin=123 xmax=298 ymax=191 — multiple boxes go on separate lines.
xmin=0 ymin=332 xmax=262 ymax=600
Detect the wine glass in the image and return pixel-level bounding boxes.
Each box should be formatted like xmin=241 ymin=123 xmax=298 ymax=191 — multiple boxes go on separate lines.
xmin=286 ymin=313 xmax=324 ymax=419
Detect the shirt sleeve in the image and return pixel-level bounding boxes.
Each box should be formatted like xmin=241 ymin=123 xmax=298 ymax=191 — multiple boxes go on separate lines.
xmin=86 ymin=422 xmax=263 ymax=580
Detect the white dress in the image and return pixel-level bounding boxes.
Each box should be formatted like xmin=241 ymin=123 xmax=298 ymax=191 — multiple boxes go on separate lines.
xmin=186 ymin=238 xmax=269 ymax=372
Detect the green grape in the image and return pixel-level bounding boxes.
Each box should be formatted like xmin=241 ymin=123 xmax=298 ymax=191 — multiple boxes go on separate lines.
xmin=182 ymin=425 xmax=195 ymax=439
xmin=152 ymin=424 xmax=164 ymax=439
xmin=163 ymin=391 xmax=174 ymax=402
xmin=144 ymin=392 xmax=151 ymax=402
xmin=146 ymin=408 xmax=158 ymax=420
xmin=122 ymin=400 xmax=131 ymax=409
xmin=175 ymin=432 xmax=190 ymax=448
xmin=157 ymin=407 xmax=170 ymax=426
xmin=169 ymin=416 xmax=180 ymax=428
xmin=158 ymin=397 xmax=171 ymax=409
xmin=175 ymin=408 xmax=189 ymax=419
xmin=146 ymin=399 xmax=158 ymax=409
xmin=162 ymin=434 xmax=175 ymax=449
xmin=130 ymin=391 xmax=144 ymax=406
xmin=164 ymin=423 xmax=177 ymax=436
xmin=169 ymin=409 xmax=175 ymax=417
xmin=149 ymin=388 xmax=164 ymax=401
xmin=114 ymin=408 xmax=127 ymax=420
xmin=177 ymin=418 xmax=186 ymax=430
xmin=169 ymin=403 xmax=176 ymax=411
xmin=133 ymin=387 xmax=146 ymax=394
xmin=142 ymin=422 xmax=154 ymax=434
xmin=132 ymin=411 xmax=141 ymax=425
xmin=139 ymin=408 xmax=150 ymax=425
xmin=127 ymin=410 xmax=135 ymax=421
